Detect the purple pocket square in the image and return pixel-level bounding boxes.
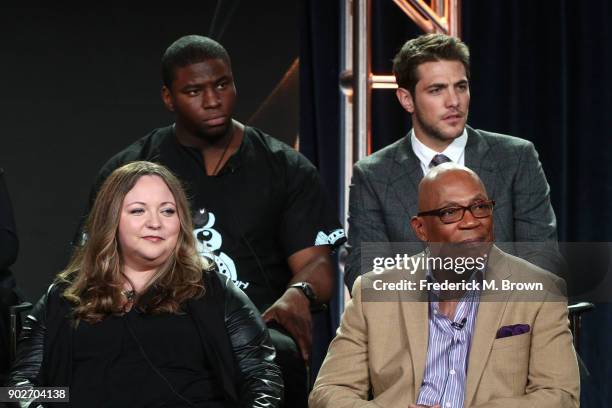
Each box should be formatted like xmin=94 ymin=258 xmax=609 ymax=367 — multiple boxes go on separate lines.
xmin=496 ymin=324 xmax=530 ymax=339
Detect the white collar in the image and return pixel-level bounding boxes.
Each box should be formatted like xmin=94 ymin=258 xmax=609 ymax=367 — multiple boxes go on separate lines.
xmin=410 ymin=128 xmax=468 ymax=171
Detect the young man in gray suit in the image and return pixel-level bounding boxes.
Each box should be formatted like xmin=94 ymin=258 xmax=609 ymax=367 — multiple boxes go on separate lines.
xmin=345 ymin=33 xmax=560 ymax=290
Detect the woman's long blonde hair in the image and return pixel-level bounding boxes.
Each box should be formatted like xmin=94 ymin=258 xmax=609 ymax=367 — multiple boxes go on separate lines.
xmin=59 ymin=161 xmax=208 ymax=323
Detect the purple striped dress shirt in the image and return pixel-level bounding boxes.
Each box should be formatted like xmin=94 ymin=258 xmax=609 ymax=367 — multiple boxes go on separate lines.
xmin=416 ymin=272 xmax=481 ymax=408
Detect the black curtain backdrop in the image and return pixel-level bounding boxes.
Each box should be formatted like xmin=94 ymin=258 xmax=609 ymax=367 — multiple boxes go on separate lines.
xmin=463 ymin=3 xmax=612 ymax=407
xmin=299 ymin=0 xmax=341 ymax=384
xmin=299 ymin=1 xmax=611 ymax=406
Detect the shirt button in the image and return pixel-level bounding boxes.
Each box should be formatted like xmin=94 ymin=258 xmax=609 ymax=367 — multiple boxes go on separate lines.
xmin=449 ymin=369 xmax=456 ymax=375
xmin=445 ymin=403 xmax=451 ymax=408
xmin=433 ymin=309 xmax=438 ymax=315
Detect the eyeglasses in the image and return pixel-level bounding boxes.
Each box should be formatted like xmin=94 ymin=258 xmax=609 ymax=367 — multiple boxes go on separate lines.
xmin=417 ymin=200 xmax=495 ymax=224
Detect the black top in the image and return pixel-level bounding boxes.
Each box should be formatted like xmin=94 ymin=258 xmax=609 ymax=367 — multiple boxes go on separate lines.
xmin=71 ymin=305 xmax=224 ymax=408
xmin=8 ymin=271 xmax=283 ymax=407
xmin=92 ymin=126 xmax=345 ymax=310
xmin=0 ymin=168 xmax=19 ymax=288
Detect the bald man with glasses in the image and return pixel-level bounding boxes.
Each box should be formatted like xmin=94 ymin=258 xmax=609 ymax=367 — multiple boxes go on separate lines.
xmin=310 ymin=164 xmax=579 ymax=408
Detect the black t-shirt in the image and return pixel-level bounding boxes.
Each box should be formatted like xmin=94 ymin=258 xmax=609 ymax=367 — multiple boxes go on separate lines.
xmin=92 ymin=126 xmax=345 ymax=310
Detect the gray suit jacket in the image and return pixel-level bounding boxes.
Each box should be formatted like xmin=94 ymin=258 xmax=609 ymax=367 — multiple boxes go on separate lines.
xmin=345 ymin=126 xmax=560 ymax=290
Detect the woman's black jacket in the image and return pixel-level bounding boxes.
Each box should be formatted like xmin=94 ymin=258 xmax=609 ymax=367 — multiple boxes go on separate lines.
xmin=8 ymin=270 xmax=283 ymax=408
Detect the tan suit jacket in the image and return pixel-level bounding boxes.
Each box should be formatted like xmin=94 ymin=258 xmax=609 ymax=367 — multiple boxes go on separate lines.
xmin=310 ymin=246 xmax=579 ymax=408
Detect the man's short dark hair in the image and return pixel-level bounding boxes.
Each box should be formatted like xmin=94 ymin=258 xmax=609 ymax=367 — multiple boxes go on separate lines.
xmin=392 ymin=33 xmax=470 ymax=96
xmin=161 ymin=35 xmax=231 ymax=88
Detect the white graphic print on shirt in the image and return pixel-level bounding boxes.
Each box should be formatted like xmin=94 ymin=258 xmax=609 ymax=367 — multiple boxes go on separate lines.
xmin=193 ymin=209 xmax=250 ymax=290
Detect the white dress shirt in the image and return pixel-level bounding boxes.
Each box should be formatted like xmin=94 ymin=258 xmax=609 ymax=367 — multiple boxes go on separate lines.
xmin=410 ymin=128 xmax=468 ymax=175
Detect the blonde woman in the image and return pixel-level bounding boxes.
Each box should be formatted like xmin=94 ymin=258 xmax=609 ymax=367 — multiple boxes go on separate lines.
xmin=9 ymin=161 xmax=282 ymax=408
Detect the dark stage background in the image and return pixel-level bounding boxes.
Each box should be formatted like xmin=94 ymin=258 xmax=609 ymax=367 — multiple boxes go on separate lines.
xmin=300 ymin=1 xmax=612 ymax=407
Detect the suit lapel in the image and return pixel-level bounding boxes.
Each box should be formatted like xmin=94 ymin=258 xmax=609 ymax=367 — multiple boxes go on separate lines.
xmin=392 ymin=128 xmax=498 ymax=218
xmin=464 ymin=246 xmax=512 ymax=407
xmin=390 ymin=136 xmax=422 ymax=218
xmin=464 ymin=126 xmax=497 ymax=199
xmin=397 ymin=247 xmax=513 ymax=404
xmin=399 ymin=264 xmax=429 ymax=398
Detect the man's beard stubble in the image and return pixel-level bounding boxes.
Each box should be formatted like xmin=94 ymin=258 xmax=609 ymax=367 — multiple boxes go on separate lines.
xmin=414 ymin=105 xmax=466 ymax=143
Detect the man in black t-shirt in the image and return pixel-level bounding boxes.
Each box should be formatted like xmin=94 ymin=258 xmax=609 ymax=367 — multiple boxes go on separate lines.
xmin=85 ymin=35 xmax=345 ymax=407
